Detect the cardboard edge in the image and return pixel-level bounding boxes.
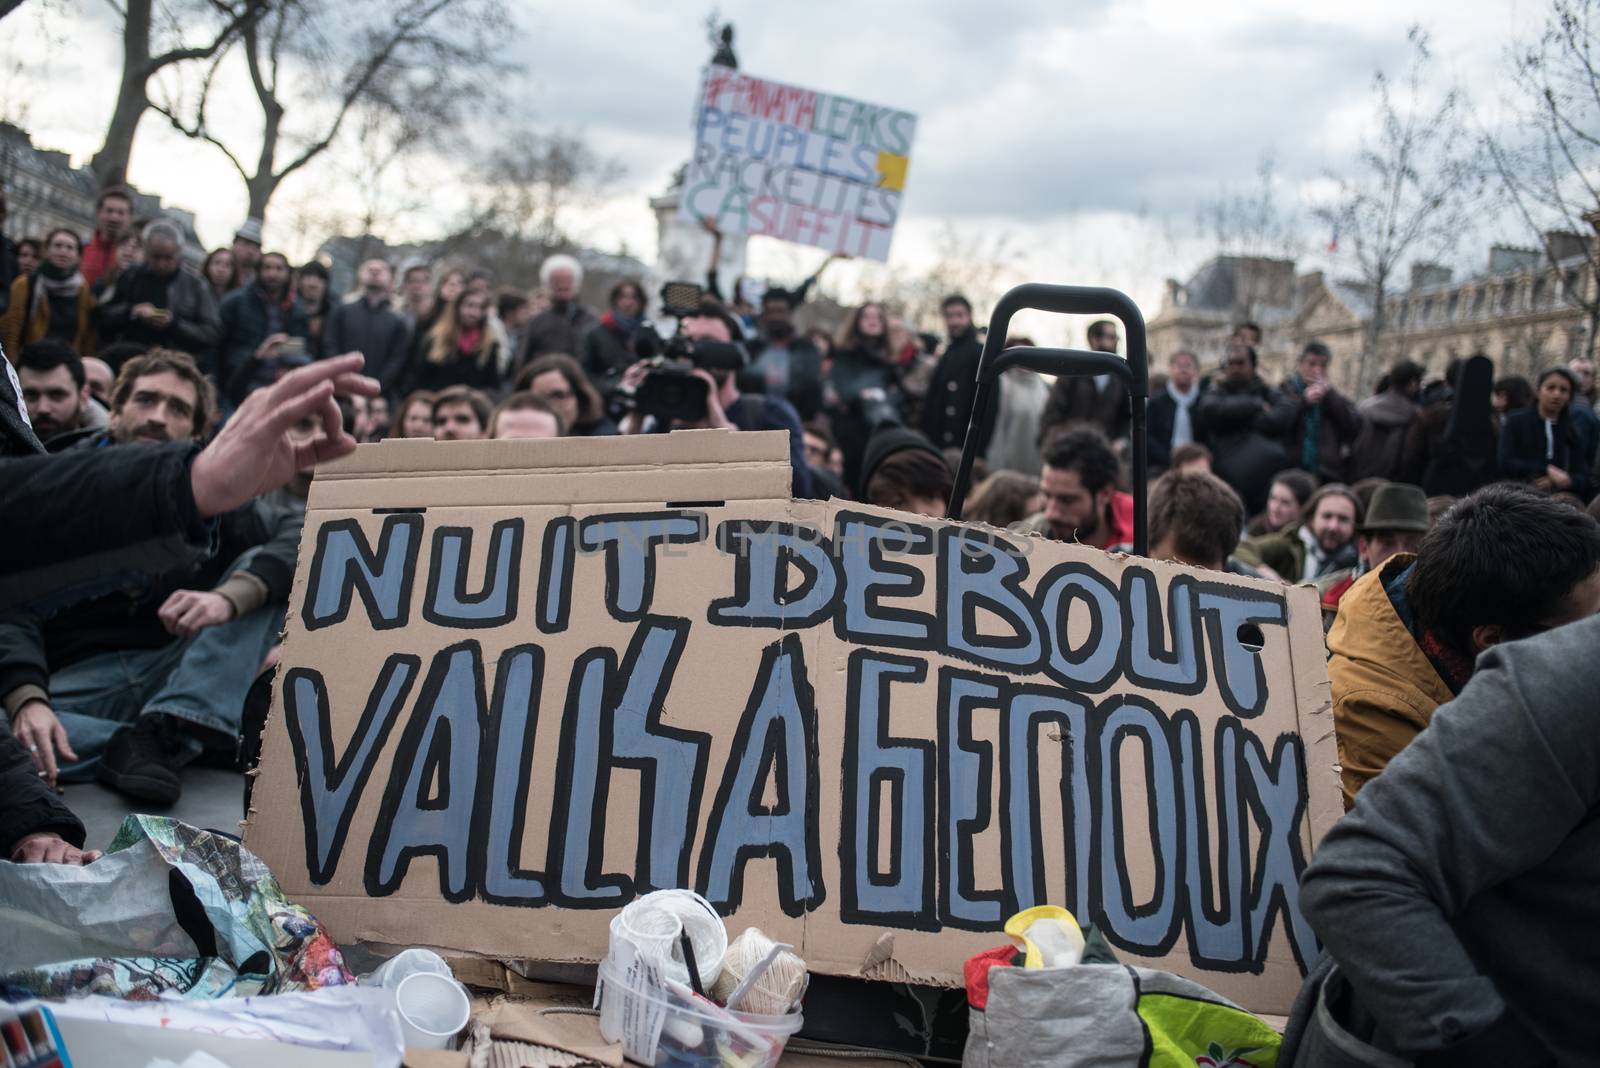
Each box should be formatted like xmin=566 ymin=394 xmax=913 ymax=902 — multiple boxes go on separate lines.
xmin=1284 ymin=582 xmax=1342 ymax=849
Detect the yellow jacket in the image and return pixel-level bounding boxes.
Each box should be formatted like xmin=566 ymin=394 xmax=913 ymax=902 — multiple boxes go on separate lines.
xmin=0 ymin=274 xmax=97 ymax=361
xmin=1326 ymin=553 xmax=1454 ymax=810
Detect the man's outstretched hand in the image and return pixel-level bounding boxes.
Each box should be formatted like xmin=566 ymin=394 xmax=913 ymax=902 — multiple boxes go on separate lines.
xmin=189 ymin=354 xmax=378 ymax=518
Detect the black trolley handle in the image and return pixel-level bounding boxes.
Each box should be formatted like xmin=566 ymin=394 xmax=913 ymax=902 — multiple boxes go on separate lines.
xmin=944 ymin=283 xmax=1151 ymax=555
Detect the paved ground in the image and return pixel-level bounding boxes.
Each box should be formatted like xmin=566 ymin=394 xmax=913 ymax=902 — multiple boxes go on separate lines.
xmin=64 ymin=767 xmax=247 ymax=848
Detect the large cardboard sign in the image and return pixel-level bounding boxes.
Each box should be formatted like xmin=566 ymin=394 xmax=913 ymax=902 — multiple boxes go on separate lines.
xmin=677 ymin=67 xmax=916 ymax=262
xmin=246 ymin=431 xmax=1339 ymax=1015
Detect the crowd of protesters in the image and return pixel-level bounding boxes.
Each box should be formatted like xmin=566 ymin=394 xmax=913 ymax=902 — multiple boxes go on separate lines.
xmin=4 ymin=185 xmax=1600 ymax=1062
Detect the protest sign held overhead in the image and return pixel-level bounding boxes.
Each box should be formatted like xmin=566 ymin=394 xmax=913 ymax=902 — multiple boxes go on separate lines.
xmin=246 ymin=430 xmax=1341 ymax=1018
xmin=678 ymin=67 xmax=917 ymax=261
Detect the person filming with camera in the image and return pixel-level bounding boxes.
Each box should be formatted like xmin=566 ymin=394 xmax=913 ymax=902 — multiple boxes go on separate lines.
xmin=617 ymin=296 xmax=811 ymax=498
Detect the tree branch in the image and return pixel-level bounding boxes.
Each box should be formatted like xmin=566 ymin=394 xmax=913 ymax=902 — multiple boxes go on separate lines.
xmin=142 ymin=0 xmax=268 ymax=75
xmin=273 ymin=0 xmax=456 ymax=183
xmin=150 ymin=101 xmax=249 ymax=182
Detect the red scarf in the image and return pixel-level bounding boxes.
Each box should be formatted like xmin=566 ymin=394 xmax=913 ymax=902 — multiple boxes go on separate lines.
xmin=458 ymin=325 xmax=484 ymax=358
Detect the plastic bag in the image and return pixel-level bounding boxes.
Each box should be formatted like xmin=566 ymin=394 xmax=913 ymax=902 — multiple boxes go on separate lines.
xmin=0 ymin=814 xmax=351 ymax=998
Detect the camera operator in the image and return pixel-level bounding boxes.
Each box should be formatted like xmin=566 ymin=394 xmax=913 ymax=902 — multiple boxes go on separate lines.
xmin=618 ymin=299 xmax=811 ymax=498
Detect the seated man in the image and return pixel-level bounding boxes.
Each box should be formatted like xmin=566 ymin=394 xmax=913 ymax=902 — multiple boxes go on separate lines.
xmin=1235 ymin=483 xmax=1361 ymax=583
xmin=1301 ymin=610 xmax=1600 ymax=1066
xmin=432 ymin=385 xmax=493 ymax=441
xmin=0 ymin=349 xmax=300 ymax=803
xmin=1317 ymin=482 xmax=1430 ymax=618
xmin=1328 ymin=482 xmax=1600 ymax=808
xmin=491 ymin=393 xmax=563 ymax=440
xmin=1015 ymin=428 xmax=1133 ymax=549
xmin=1145 ymin=469 xmax=1246 ymax=572
xmin=16 ymin=339 xmax=106 ymax=449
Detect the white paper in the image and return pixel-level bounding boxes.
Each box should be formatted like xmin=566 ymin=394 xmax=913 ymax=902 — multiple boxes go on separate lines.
xmin=49 ymin=986 xmax=406 ymax=1068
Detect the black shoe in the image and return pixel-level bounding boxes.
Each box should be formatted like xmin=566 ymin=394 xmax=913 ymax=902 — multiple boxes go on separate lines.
xmin=97 ymin=716 xmax=183 ymax=804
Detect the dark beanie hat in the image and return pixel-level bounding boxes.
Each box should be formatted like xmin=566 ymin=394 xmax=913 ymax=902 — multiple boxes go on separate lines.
xmin=856 ymin=423 xmax=947 ymax=499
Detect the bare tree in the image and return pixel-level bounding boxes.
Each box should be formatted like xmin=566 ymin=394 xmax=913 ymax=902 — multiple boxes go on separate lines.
xmin=467 ymin=130 xmax=626 ymax=251
xmin=872 ymin=223 xmax=1028 ymax=333
xmin=1196 ymin=154 xmax=1304 ymax=325
xmin=87 ymin=0 xmax=270 ymax=190
xmin=1314 ymin=27 xmax=1482 ymax=395
xmin=1485 ymin=0 xmax=1600 ymax=360
xmin=423 ymin=129 xmax=625 ymax=287
xmin=154 ymin=0 xmax=509 ymax=223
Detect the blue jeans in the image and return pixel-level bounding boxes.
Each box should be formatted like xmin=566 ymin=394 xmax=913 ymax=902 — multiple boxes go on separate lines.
xmin=52 ymin=601 xmax=284 ymax=782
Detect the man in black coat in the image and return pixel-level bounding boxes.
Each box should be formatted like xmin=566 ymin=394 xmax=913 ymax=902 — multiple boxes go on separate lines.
xmin=920 ymin=294 xmax=994 ymax=453
xmin=217 ymin=252 xmax=311 ymax=406
xmin=740 ymin=285 xmax=827 ymax=422
xmin=323 ymin=257 xmax=412 ymax=398
xmin=94 ymin=220 xmax=221 ymax=364
xmin=1195 ymin=340 xmax=1296 ymax=516
xmin=1147 ymin=349 xmax=1203 ymax=474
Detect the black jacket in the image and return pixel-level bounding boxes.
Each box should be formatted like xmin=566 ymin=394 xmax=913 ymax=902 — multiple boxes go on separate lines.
xmin=0 ymin=352 xmax=45 ymax=457
xmin=1499 ymin=407 xmax=1596 ymax=499
xmin=825 ymin=345 xmax=904 ymax=489
xmin=324 ymin=297 xmax=413 ymax=397
xmin=919 ymin=328 xmax=991 ymax=452
xmin=1195 ymin=376 xmax=1295 ymax=515
xmin=0 ymin=442 xmax=215 ymax=615
xmin=0 ymin=469 xmax=298 ymax=705
xmin=515 ymin=303 xmax=599 ymax=374
xmin=741 ymin=336 xmax=826 ymax=423
xmin=581 ymin=315 xmax=639 ymax=397
xmin=402 ymin=339 xmax=507 ymax=396
xmin=1147 ymin=382 xmax=1206 ymax=472
xmin=95 ymin=265 xmax=221 ymax=358
xmin=217 ymin=285 xmax=311 ymax=403
xmin=0 ymin=732 xmax=84 ymax=855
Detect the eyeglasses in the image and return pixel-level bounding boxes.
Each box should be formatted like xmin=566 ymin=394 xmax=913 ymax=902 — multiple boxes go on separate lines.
xmin=536 ymin=388 xmax=575 ymax=402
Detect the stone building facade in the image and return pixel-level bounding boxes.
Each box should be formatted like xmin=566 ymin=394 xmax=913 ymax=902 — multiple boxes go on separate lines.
xmin=1150 ymin=239 xmax=1595 ymax=394
xmin=1 ymin=121 xmax=201 ymax=252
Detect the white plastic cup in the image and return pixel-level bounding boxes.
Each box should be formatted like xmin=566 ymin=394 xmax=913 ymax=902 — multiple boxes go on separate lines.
xmin=367 ymin=947 xmax=453 ymax=989
xmin=394 ymin=971 xmax=471 ymax=1050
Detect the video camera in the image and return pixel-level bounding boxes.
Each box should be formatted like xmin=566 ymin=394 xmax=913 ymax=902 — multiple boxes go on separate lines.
xmin=626 ymin=281 xmax=750 ymax=424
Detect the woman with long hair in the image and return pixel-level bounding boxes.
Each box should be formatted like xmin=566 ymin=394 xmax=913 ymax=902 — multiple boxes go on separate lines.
xmin=404 ymin=287 xmax=505 ymax=394
xmin=296 ymin=260 xmax=333 ymax=357
xmin=1492 ymin=375 xmax=1534 ymax=417
xmin=826 ymin=301 xmax=905 ymax=487
xmin=406 ymin=267 xmax=466 ymax=364
xmin=393 ymin=391 xmax=438 ymax=438
xmin=514 ymin=352 xmax=618 ymax=436
xmin=202 ymin=248 xmax=239 ymax=304
xmin=15 ymin=237 xmax=41 ymax=278
xmin=1499 ymin=366 xmax=1596 ymax=498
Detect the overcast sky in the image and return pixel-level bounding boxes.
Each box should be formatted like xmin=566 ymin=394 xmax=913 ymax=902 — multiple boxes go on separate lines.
xmin=1 ymin=0 xmax=1544 ymax=339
